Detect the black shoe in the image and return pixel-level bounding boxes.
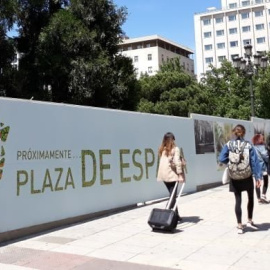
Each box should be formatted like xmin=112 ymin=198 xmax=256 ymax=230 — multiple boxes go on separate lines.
xmin=178 ymin=216 xmax=182 ymax=221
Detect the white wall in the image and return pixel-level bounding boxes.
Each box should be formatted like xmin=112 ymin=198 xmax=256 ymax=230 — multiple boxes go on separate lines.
xmin=0 ymin=97 xmax=268 ymax=235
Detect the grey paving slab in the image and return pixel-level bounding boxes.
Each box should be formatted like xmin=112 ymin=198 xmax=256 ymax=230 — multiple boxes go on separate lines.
xmin=1 ymin=185 xmax=270 ymax=270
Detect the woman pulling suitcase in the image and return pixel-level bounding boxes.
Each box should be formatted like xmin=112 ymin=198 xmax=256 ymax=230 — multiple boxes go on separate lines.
xmin=157 ymin=132 xmax=186 ymax=221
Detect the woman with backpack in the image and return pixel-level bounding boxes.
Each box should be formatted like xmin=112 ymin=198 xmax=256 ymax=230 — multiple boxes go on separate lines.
xmin=252 ymin=134 xmax=269 ymax=204
xmin=219 ymin=124 xmax=262 ymax=234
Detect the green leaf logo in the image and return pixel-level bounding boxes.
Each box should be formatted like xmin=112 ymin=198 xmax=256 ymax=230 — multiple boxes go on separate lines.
xmin=0 ymin=122 xmax=10 ymax=180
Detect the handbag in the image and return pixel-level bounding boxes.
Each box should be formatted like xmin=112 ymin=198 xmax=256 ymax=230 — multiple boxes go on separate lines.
xmin=222 ymin=167 xmax=230 ymax=184
xmin=170 ymin=153 xmax=186 ymax=182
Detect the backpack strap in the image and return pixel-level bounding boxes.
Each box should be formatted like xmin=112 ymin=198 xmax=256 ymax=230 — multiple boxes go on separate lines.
xmin=228 ymin=141 xmax=235 ymax=152
xmin=239 ymin=141 xmax=247 ymax=154
xmin=228 ymin=140 xmax=247 ymax=153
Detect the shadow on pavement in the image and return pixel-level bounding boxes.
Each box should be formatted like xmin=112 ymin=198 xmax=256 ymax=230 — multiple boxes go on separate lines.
xmin=181 ymin=215 xmax=203 ymax=224
xmin=244 ymin=222 xmax=270 ymax=233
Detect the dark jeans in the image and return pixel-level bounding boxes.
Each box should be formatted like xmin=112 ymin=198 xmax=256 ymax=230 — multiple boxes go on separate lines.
xmin=164 ymin=181 xmax=180 ymax=217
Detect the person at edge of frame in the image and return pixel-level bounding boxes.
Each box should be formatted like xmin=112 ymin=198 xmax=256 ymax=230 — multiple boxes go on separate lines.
xmin=157 ymin=132 xmax=185 ymax=222
xmin=252 ymin=133 xmax=269 ymax=204
xmin=219 ymin=124 xmax=262 ymax=234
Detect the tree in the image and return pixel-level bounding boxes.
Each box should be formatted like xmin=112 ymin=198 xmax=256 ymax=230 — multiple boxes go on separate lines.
xmin=137 ymin=58 xmax=211 ymax=117
xmin=12 ymin=0 xmax=69 ymax=99
xmin=200 ymin=59 xmax=270 ymax=120
xmin=200 ymin=61 xmax=253 ymax=120
xmin=0 ymin=0 xmax=18 ymax=96
xmin=256 ymin=64 xmax=270 ymax=118
xmin=1 ymin=0 xmax=139 ymax=110
xmin=0 ymin=29 xmax=16 ymax=96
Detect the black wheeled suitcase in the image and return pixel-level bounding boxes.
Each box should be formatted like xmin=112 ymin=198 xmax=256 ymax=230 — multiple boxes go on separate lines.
xmin=148 ymin=182 xmax=185 ymax=232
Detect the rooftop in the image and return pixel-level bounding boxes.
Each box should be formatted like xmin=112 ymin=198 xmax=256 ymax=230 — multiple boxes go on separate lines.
xmin=120 ymin=34 xmax=194 ymax=54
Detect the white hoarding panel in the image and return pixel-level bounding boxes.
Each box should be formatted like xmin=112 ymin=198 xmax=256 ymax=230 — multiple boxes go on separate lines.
xmin=0 ymin=98 xmax=193 ymax=232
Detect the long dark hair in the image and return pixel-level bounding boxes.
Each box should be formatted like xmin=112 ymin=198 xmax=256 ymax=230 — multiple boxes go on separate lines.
xmin=158 ymin=132 xmax=176 ymax=157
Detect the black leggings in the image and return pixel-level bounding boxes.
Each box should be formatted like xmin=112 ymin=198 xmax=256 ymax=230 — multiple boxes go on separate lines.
xmin=164 ymin=181 xmax=179 ymax=217
xmin=234 ymin=188 xmax=254 ymax=223
xmin=255 ymin=174 xmax=268 ymax=199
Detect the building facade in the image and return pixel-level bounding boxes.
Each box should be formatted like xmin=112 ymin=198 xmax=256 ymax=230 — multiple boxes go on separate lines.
xmin=118 ymin=35 xmax=194 ymax=78
xmin=194 ymin=0 xmax=270 ymax=80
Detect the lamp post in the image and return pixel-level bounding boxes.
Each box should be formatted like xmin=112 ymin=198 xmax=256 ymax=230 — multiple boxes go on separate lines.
xmin=232 ymin=44 xmax=268 ymax=117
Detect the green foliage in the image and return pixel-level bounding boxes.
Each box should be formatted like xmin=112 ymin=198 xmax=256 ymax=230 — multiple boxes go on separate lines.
xmin=0 ymin=0 xmax=138 ymax=110
xmin=200 ymin=60 xmax=255 ymax=120
xmin=137 ymin=58 xmax=211 ymax=117
xmin=256 ymin=66 xmax=270 ymax=118
xmin=0 ymin=0 xmax=18 ymax=31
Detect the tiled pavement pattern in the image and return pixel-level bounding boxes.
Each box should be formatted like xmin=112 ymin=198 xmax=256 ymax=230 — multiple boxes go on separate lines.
xmin=1 ymin=185 xmax=270 ymax=270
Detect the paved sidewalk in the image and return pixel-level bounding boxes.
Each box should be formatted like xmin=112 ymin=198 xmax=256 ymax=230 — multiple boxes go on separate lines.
xmin=1 ymin=185 xmax=270 ymax=270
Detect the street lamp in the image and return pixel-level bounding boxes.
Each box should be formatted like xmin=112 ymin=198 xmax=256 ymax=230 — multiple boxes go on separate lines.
xmin=232 ymin=44 xmax=268 ymax=117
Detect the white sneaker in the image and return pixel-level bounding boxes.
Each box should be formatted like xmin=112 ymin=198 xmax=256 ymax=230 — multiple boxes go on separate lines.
xmin=237 ymin=227 xmax=244 ymax=234
xmin=246 ymin=221 xmax=258 ymax=230
xmin=261 ymin=195 xmax=270 ymax=203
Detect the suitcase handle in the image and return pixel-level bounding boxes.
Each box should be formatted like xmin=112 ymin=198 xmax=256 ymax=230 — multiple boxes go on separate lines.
xmin=166 ymin=182 xmax=185 ymax=211
xmin=173 ymin=182 xmax=185 ymax=211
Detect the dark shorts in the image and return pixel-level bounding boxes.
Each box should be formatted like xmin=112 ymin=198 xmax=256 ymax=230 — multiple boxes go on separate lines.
xmin=229 ymin=175 xmax=254 ymax=193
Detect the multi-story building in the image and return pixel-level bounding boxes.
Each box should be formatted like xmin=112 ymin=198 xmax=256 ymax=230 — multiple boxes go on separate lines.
xmin=118 ymin=35 xmax=194 ymax=78
xmin=194 ymin=0 xmax=270 ymax=81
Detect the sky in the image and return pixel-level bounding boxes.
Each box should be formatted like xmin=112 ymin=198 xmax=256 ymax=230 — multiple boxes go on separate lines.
xmin=113 ymin=0 xmax=221 ymax=52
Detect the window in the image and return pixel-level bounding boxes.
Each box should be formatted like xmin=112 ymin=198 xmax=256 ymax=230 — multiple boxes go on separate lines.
xmin=255 ymin=10 xmax=263 ymax=17
xmin=255 ymin=0 xmax=262 ymax=3
xmin=230 ymin=41 xmax=238 ymax=47
xmin=148 ymin=54 xmax=152 ymax=61
xmin=229 ymin=3 xmax=237 ymax=8
xmin=243 ymin=39 xmax=251 ymax=45
xmin=148 ymin=67 xmax=153 ymax=73
xmin=204 ymin=44 xmax=212 ymax=50
xmin=241 ymin=12 xmax=249 ymax=19
xmin=217 ymin=42 xmax=225 ymax=49
xmin=205 ymin=57 xmax=213 ymax=64
xmin=256 ymin=23 xmax=264 ymax=30
xmin=242 ymin=1 xmax=250 ymax=6
xmin=257 ymin=37 xmax=265 ymax=43
xmin=242 ymin=25 xmax=251 ymax=32
xmin=215 ymin=17 xmax=223 ymax=23
xmin=137 ymin=45 xmax=142 ymax=49
xmin=231 ymin=54 xmax=239 ymax=61
xmin=228 ymin=14 xmax=236 ymax=21
xmin=218 ymin=56 xmax=226 ymax=62
xmin=216 ymin=30 xmax=224 ymax=36
xmin=204 ymin=31 xmax=212 ymax=38
xmin=128 ymin=46 xmax=132 ymax=50
xmin=203 ymin=18 xmax=211 ymax=25
xmin=229 ymin=28 xmax=237 ymax=34
xmin=146 ymin=43 xmax=151 ymax=48
xmin=134 ymin=56 xmax=138 ymax=62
